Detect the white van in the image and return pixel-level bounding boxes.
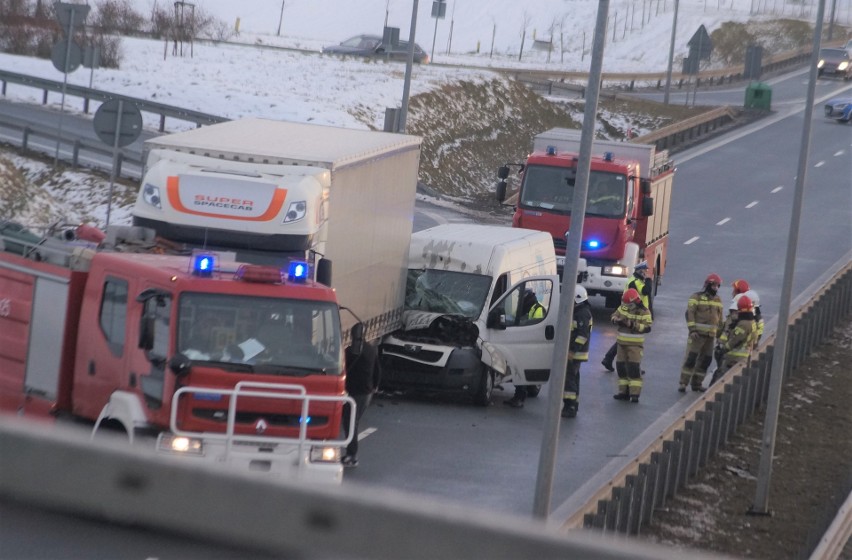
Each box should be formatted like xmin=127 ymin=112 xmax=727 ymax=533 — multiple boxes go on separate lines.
xmin=380 ymin=224 xmax=562 ymax=405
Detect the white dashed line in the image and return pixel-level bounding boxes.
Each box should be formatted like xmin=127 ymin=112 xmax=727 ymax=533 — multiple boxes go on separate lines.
xmin=835 ymin=151 xmax=845 ymax=157
xmin=716 ymin=217 xmax=731 ymax=225
xmin=771 ymin=186 xmax=783 ymax=194
xmin=746 ymin=201 xmax=759 ymax=209
xmin=815 ymin=161 xmax=825 ymax=167
xmin=684 ymin=236 xmax=699 ymax=245
xmin=358 ymin=427 xmax=377 ymax=441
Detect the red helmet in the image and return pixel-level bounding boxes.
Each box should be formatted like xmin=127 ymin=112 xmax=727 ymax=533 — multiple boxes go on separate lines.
xmin=732 ymin=279 xmax=750 ymax=295
xmin=622 ymin=288 xmax=641 ymax=304
xmin=737 ymin=295 xmax=753 ymax=311
xmin=705 ymin=273 xmax=722 ymax=287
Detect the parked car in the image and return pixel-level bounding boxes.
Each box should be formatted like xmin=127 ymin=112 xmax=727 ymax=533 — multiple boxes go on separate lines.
xmin=816 ymin=48 xmax=852 ymax=80
xmin=322 ymin=34 xmax=429 ymax=64
xmin=824 ymin=97 xmax=852 ymax=123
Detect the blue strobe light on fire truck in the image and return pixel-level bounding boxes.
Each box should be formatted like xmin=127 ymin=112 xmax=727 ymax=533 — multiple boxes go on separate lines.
xmin=191 ymin=253 xmax=217 ymax=277
xmin=288 ymin=261 xmax=309 ymax=283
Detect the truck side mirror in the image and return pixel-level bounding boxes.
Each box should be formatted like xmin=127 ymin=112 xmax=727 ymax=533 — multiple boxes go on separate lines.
xmin=139 ymin=315 xmax=155 ymax=351
xmin=640 ymin=179 xmax=652 ymax=194
xmin=169 ymin=354 xmax=192 ymax=377
xmin=496 ymin=180 xmax=507 ymax=202
xmin=316 ymin=257 xmax=332 ymax=287
xmin=497 ymin=166 xmax=510 ymax=180
xmin=642 ymin=197 xmax=654 ymax=217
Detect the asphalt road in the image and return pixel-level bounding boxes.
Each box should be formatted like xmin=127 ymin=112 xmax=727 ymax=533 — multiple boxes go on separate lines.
xmin=0 ymin=69 xmax=850 ymax=549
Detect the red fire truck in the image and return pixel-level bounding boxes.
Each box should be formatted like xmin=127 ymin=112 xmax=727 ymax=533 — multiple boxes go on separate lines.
xmin=0 ymin=223 xmax=353 ymax=483
xmin=497 ymin=128 xmax=674 ymax=308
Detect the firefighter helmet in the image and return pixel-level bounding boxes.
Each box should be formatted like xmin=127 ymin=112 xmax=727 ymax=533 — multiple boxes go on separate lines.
xmin=622 ymin=288 xmax=641 ymax=304
xmin=574 ymin=285 xmax=588 ymax=304
xmin=729 ymin=293 xmax=743 ymax=311
xmin=732 ymin=279 xmax=750 ymax=295
xmin=705 ymin=273 xmax=722 ymax=287
xmin=744 ymin=289 xmax=760 ymax=307
xmin=737 ymin=295 xmax=753 ymax=311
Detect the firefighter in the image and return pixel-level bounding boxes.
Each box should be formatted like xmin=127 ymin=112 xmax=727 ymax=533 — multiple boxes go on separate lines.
xmin=504 ymin=289 xmax=545 ymax=408
xmin=611 ymin=288 xmax=652 ymax=403
xmin=601 ymin=262 xmax=652 ymax=372
xmin=714 ymin=279 xmax=751 ymax=372
xmin=744 ymin=289 xmax=764 ymax=345
xmin=679 ymin=273 xmax=724 ymax=393
xmin=711 ymin=295 xmax=756 ymax=384
xmin=562 ymin=285 xmax=593 ymax=418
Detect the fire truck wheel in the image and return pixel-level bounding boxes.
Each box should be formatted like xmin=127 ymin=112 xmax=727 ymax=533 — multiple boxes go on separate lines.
xmin=474 ymin=367 xmax=494 ymax=406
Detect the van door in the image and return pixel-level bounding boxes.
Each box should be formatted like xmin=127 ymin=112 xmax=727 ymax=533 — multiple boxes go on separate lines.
xmin=478 ymin=275 xmax=560 ymax=385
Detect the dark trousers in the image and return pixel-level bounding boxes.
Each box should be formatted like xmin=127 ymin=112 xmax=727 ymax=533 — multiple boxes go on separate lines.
xmin=563 ymin=360 xmax=581 ymax=410
xmin=603 ymin=342 xmax=617 ymax=365
xmin=343 ymin=393 xmax=372 ymax=458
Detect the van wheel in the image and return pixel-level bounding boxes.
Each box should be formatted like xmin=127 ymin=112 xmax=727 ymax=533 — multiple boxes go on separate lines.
xmin=474 ymin=367 xmax=494 ymax=406
xmin=525 ymin=385 xmax=541 ymax=398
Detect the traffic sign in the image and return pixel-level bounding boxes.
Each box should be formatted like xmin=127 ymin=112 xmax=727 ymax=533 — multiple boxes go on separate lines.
xmin=54 ymin=2 xmax=90 ymax=32
xmin=688 ymin=25 xmax=713 ymax=60
xmin=51 ymin=40 xmax=83 ymax=73
xmin=93 ymin=99 xmax=143 ymax=147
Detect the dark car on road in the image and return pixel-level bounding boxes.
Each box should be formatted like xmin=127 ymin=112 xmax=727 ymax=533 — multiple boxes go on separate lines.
xmin=817 ymin=48 xmax=852 ymax=79
xmin=322 ymin=34 xmax=429 ymax=64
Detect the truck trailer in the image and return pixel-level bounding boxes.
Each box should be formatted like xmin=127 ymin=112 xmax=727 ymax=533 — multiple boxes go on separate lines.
xmin=0 ymin=223 xmax=354 ymax=483
xmin=132 ymin=118 xmax=421 ymax=341
xmin=497 ymin=128 xmax=674 ymax=308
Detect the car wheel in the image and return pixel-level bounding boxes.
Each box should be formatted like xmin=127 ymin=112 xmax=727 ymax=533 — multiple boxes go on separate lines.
xmin=525 ymin=385 xmax=541 ymax=398
xmin=474 ymin=367 xmax=494 ymax=406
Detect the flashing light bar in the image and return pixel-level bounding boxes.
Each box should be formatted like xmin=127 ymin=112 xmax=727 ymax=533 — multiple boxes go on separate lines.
xmin=582 ymin=239 xmax=607 ymax=251
xmin=546 ymin=145 xmax=557 ymax=156
xmin=603 ymin=151 xmax=614 ymax=162
xmin=288 ymin=261 xmax=310 ymax=283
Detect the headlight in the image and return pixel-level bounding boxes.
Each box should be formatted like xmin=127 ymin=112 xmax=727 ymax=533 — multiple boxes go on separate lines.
xmin=142 ymin=184 xmax=162 ymax=209
xmin=283 ymin=201 xmax=307 ymax=223
xmin=157 ymin=433 xmax=204 ymax=456
xmin=839 ymin=61 xmax=849 ymax=70
xmin=603 ymin=265 xmax=628 ymax=277
xmin=310 ymin=445 xmax=341 ymax=463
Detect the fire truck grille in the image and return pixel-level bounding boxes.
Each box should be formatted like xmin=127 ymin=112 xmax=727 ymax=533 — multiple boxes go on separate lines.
xmin=192 ymin=408 xmax=329 ymax=428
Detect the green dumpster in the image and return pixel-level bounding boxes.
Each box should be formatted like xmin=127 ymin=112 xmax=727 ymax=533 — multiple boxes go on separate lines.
xmin=744 ymin=81 xmax=772 ymax=110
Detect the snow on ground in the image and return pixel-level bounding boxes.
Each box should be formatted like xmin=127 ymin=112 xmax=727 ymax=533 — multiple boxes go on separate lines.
xmin=2 ymin=0 xmax=850 ymax=131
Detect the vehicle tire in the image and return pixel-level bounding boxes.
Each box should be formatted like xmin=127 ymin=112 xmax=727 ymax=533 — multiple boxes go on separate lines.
xmin=525 ymin=385 xmax=541 ymax=398
xmin=474 ymin=367 xmax=494 ymax=406
xmin=604 ymin=293 xmax=621 ymax=308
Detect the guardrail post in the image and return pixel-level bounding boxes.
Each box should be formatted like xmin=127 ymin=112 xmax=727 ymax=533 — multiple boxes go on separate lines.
xmin=629 ymin=80 xmax=634 ymax=91
xmin=72 ymin=141 xmax=80 ymax=168
xmin=83 ymin=97 xmax=90 ymax=114
xmin=22 ymin=127 xmax=31 ymax=152
xmin=2 ymin=80 xmax=6 ymax=96
xmin=116 ymin=152 xmax=124 ymax=177
xmin=159 ymin=114 xmax=166 ymax=132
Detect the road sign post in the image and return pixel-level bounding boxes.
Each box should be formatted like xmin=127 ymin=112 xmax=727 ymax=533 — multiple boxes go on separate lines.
xmin=93 ymin=99 xmax=143 ymax=227
xmin=52 ymin=2 xmax=90 ymax=166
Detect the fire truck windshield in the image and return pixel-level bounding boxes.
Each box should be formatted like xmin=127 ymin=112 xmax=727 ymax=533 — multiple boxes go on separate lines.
xmin=404 ymin=269 xmax=492 ymax=319
xmin=520 ymin=166 xmax=627 ymax=218
xmin=177 ymin=293 xmax=343 ymax=375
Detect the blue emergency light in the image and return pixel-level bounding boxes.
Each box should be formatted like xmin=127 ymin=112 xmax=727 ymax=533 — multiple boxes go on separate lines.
xmin=604 ymin=151 xmax=614 ymax=162
xmin=546 ymin=145 xmax=557 ymax=156
xmin=583 ymin=239 xmax=604 ymax=250
xmin=288 ymin=261 xmax=310 ymax=283
xmin=191 ymin=253 xmax=217 ymax=277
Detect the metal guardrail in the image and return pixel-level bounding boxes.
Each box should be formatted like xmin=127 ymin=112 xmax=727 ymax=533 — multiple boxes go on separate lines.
xmin=631 ymin=106 xmax=741 ymax=152
xmin=558 ymin=252 xmax=852 ymax=552
xmin=0 ymin=69 xmax=228 ymax=131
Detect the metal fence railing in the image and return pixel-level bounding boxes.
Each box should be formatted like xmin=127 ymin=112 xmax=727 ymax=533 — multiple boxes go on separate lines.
xmin=557 ymin=252 xmax=852 ymax=548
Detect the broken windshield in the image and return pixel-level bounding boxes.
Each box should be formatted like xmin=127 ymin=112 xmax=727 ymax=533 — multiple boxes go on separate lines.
xmin=404 ymin=269 xmax=492 ymax=319
xmin=520 ymin=166 xmax=627 ymax=218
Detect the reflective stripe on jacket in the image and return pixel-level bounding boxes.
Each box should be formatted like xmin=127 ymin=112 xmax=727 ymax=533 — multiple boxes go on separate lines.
xmin=611 ymin=302 xmax=652 ymax=346
xmin=686 ymin=291 xmax=723 ymax=337
xmin=569 ymin=301 xmax=593 ymax=361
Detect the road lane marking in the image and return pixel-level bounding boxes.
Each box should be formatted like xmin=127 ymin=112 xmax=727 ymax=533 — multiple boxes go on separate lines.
xmin=746 ymin=201 xmax=759 ymax=208
xmin=835 ymin=151 xmax=844 ymax=157
xmin=684 ymin=236 xmax=699 ymax=245
xmin=771 ymin=186 xmax=783 ymax=193
xmin=358 ymin=427 xmax=377 ymax=441
xmin=716 ymin=217 xmax=731 ymax=225
xmin=815 ymin=161 xmax=826 ymax=167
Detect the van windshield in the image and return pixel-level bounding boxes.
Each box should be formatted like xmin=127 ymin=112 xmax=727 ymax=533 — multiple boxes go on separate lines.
xmin=520 ymin=166 xmax=627 ymax=218
xmin=405 ymin=269 xmax=492 ymax=319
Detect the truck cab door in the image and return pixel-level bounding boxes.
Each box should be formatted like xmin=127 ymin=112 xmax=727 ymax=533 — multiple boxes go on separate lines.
xmin=132 ymin=288 xmax=173 ymax=420
xmin=478 ymin=275 xmax=560 ymax=386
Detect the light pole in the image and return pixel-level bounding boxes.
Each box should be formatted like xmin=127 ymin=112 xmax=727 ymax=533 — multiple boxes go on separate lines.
xmin=277 ymin=1 xmax=285 ymax=36
xmin=664 ymin=0 xmax=679 ymax=104
xmin=398 ymin=0 xmax=419 ymax=133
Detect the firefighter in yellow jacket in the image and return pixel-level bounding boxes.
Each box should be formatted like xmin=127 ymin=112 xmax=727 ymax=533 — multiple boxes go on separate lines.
xmin=711 ymin=295 xmax=757 ymax=384
xmin=679 ymin=273 xmax=724 ymax=393
xmin=611 ymin=288 xmax=653 ymax=403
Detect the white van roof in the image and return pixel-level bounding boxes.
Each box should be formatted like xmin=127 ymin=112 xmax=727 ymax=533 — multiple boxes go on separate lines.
xmin=409 ymin=224 xmax=555 ymax=276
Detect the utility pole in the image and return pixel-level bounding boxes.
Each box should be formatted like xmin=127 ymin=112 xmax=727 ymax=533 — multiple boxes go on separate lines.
xmin=532 ymin=0 xmax=610 ymax=520
xmin=398 ymin=0 xmax=419 ymax=133
xmin=664 ymin=0 xmax=679 ymax=104
xmin=276 ymin=1 xmax=285 ymax=36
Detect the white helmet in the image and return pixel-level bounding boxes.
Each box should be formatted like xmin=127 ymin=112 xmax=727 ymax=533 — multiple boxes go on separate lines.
xmin=574 ymin=285 xmax=588 ymax=304
xmin=744 ymin=289 xmax=760 ymax=307
xmin=729 ymin=292 xmax=744 ymax=311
